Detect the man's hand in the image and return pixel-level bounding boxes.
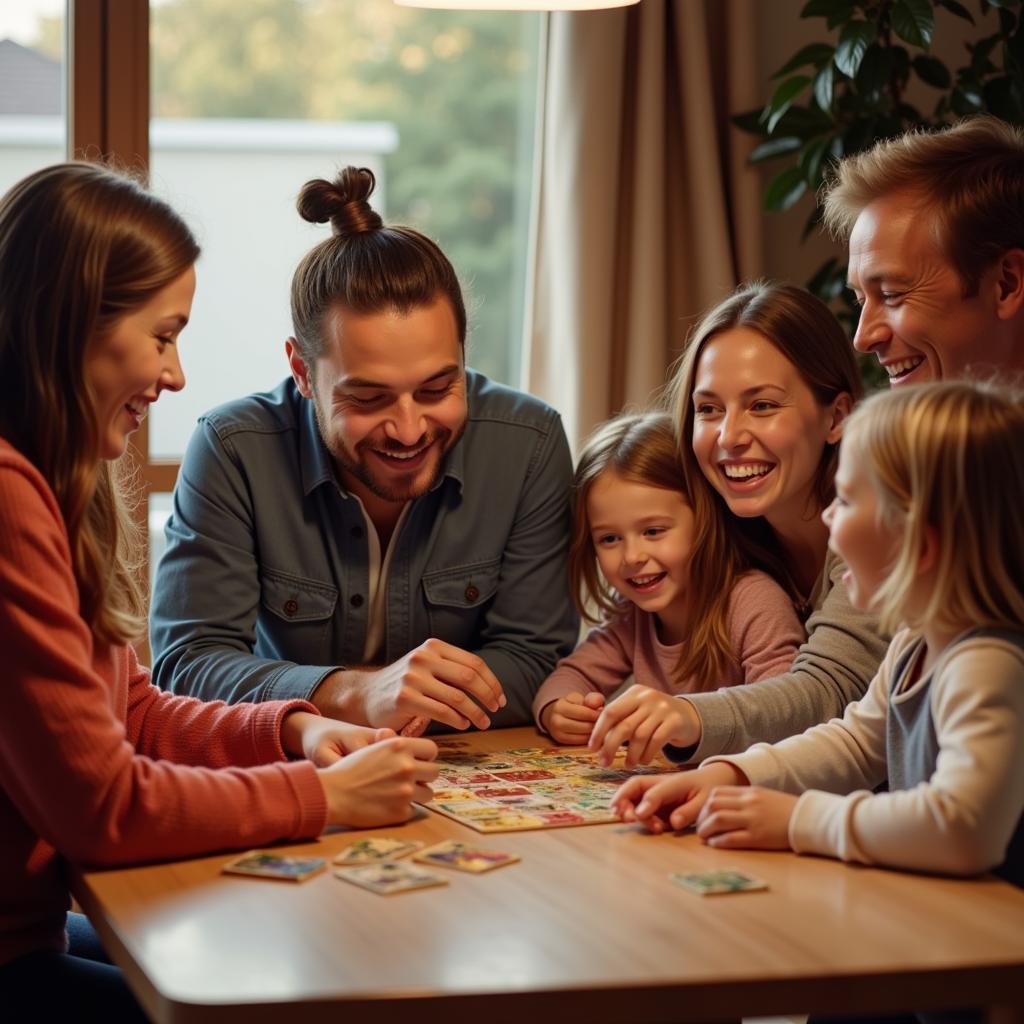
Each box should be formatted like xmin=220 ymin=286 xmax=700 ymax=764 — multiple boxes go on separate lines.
xmin=695 ymin=786 xmax=797 ymax=850
xmin=589 ymin=685 xmax=702 ymax=767
xmin=312 ymin=639 xmax=506 ymax=732
xmin=280 ymin=710 xmax=395 ymax=766
xmin=611 ymin=761 xmax=746 ymax=833
xmin=539 ymin=692 xmax=605 ymax=745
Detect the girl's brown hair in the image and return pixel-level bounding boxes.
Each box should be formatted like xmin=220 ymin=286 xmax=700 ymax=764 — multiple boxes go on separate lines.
xmin=666 ymin=280 xmax=862 ymax=607
xmin=569 ymin=412 xmax=750 ymax=690
xmin=290 ymin=166 xmax=466 ymax=367
xmin=0 ymin=162 xmax=200 ymax=646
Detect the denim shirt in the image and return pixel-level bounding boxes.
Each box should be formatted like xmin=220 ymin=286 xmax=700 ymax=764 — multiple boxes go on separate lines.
xmin=149 ymin=369 xmax=579 ymax=727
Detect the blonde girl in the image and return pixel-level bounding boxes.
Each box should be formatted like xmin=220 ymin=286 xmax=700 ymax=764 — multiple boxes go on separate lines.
xmin=614 ymin=381 xmax=1024 ymax=898
xmin=533 ymin=412 xmax=803 ymax=762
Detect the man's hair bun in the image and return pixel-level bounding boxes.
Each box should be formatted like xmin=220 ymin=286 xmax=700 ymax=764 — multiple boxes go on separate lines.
xmin=296 ymin=166 xmax=383 ymax=236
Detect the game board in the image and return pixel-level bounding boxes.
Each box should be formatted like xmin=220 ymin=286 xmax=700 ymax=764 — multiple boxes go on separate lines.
xmin=427 ymin=744 xmax=673 ymax=833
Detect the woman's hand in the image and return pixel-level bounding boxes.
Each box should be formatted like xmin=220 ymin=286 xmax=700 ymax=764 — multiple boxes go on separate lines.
xmin=281 ymin=710 xmax=395 ymax=767
xmin=318 ymin=736 xmax=440 ymax=828
xmin=589 ymin=685 xmax=701 ymax=767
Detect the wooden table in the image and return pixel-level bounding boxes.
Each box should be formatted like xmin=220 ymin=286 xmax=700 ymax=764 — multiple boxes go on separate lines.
xmin=73 ymin=726 xmax=1024 ymax=1024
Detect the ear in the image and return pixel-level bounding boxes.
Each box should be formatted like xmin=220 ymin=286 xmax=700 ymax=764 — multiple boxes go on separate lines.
xmin=825 ymin=391 xmax=854 ymax=445
xmin=285 ymin=337 xmax=314 ymax=399
xmin=993 ymin=248 xmax=1024 ymax=321
xmin=917 ymin=523 xmax=940 ymax=576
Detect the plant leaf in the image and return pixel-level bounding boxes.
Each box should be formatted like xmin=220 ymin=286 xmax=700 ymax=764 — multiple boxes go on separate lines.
xmin=732 ymin=109 xmax=766 ymax=134
xmin=764 ymin=166 xmax=808 ymax=212
xmin=856 ymin=44 xmax=893 ymax=96
xmin=834 ymin=20 xmax=876 ymax=78
xmin=813 ymin=62 xmax=835 ymax=112
xmin=762 ymin=75 xmax=813 ymax=133
xmin=799 ymin=135 xmax=833 ymax=185
xmin=951 ymin=84 xmax=984 ymax=114
xmin=912 ymin=54 xmax=952 ymax=87
xmin=892 ymin=0 xmax=935 ymax=49
xmin=937 ymin=0 xmax=975 ymax=22
xmin=773 ymin=42 xmax=835 ymax=78
xmin=749 ymin=136 xmax=803 ymax=163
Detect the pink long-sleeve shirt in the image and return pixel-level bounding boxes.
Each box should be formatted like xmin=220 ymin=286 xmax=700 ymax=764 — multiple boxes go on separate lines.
xmin=0 ymin=439 xmax=328 ymax=966
xmin=532 ymin=570 xmax=805 ymax=730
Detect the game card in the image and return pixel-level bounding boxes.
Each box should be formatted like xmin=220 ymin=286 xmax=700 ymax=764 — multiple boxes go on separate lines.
xmin=669 ymin=870 xmax=769 ymax=895
xmin=335 ymin=860 xmax=449 ymax=895
xmin=413 ymin=840 xmax=519 ymax=874
xmin=222 ymin=851 xmax=326 ymax=882
xmin=332 ymin=838 xmax=423 ymax=866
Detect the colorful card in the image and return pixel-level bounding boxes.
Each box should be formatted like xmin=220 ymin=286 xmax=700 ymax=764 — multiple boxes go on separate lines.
xmin=332 ymin=838 xmax=423 ymax=866
xmin=335 ymin=860 xmax=449 ymax=895
xmin=669 ymin=870 xmax=769 ymax=896
xmin=413 ymin=840 xmax=519 ymax=874
xmin=222 ymin=851 xmax=326 ymax=882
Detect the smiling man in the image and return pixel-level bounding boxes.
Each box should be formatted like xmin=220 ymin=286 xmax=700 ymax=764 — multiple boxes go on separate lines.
xmin=150 ymin=167 xmax=577 ymax=732
xmin=822 ymin=115 xmax=1024 ymax=386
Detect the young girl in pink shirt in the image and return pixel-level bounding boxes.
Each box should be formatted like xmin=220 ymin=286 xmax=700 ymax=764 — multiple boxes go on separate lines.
xmin=532 ymin=412 xmax=803 ymax=762
xmin=0 ymin=163 xmax=438 ymax=1018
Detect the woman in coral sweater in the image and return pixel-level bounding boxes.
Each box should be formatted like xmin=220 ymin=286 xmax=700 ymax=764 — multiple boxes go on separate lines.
xmin=0 ymin=163 xmax=439 ymax=1018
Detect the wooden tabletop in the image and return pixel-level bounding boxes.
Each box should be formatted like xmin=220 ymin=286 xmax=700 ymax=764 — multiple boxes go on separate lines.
xmin=73 ymin=726 xmax=1024 ymax=1024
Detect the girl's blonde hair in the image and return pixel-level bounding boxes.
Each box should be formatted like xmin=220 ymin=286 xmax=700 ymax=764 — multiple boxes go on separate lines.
xmin=666 ymin=280 xmax=862 ymax=607
xmin=0 ymin=163 xmax=199 ymax=647
xmin=843 ymin=381 xmax=1024 ymax=636
xmin=568 ymin=412 xmax=748 ymax=689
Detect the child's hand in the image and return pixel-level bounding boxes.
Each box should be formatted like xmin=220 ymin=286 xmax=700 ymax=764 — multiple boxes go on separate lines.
xmin=589 ymin=685 xmax=700 ymax=767
xmin=318 ymin=736 xmax=439 ymax=828
xmin=540 ymin=692 xmax=606 ymax=744
xmin=281 ymin=710 xmax=395 ymax=767
xmin=611 ymin=762 xmax=746 ymax=833
xmin=695 ymin=785 xmax=798 ymax=850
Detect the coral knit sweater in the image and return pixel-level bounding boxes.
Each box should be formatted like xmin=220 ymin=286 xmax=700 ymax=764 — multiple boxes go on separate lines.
xmin=0 ymin=439 xmax=328 ymax=966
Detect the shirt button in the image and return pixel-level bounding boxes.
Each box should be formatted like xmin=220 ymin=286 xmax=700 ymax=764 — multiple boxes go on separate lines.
xmin=350 ymin=525 xmax=363 ymax=539
xmin=464 ymin=584 xmax=479 ymax=602
xmin=283 ymin=599 xmax=298 ymax=617
xmin=350 ymin=594 xmax=364 ymax=608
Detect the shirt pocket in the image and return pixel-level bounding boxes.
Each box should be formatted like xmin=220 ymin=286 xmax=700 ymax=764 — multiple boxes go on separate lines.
xmin=421 ymin=557 xmax=501 ymax=647
xmin=258 ymin=568 xmax=338 ymax=660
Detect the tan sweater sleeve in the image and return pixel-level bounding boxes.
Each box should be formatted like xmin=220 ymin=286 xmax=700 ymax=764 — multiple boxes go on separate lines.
xmin=716 ymin=633 xmax=1024 ymax=877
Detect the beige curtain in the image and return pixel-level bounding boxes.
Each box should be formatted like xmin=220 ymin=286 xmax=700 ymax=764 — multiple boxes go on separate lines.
xmin=523 ymin=0 xmax=763 ymax=453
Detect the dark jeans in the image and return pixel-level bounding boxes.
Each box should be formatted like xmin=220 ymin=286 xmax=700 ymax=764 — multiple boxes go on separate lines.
xmin=0 ymin=912 xmax=149 ymax=1022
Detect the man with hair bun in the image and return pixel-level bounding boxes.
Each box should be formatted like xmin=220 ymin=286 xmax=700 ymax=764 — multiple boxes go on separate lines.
xmin=822 ymin=114 xmax=1024 ymax=385
xmin=151 ymin=166 xmax=577 ymax=733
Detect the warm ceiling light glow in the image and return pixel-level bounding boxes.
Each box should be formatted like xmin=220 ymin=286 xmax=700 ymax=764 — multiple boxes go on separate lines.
xmin=396 ymin=0 xmax=639 ymax=9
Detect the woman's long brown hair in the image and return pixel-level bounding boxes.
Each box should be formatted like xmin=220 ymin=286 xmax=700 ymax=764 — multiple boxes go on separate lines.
xmin=0 ymin=163 xmax=199 ymax=646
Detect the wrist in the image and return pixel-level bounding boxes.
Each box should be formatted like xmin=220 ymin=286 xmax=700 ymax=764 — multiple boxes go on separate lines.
xmin=311 ymin=668 xmax=367 ymax=724
xmin=670 ymin=698 xmax=702 ymax=748
xmin=281 ymin=710 xmax=315 ymax=758
xmin=537 ymin=699 xmax=557 ymax=734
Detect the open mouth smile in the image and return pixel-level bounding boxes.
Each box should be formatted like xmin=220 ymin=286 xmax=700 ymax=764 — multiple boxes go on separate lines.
xmin=719 ymin=461 xmax=775 ymax=490
xmin=882 ymin=355 xmax=925 ymax=383
xmin=626 ymin=572 xmax=666 ymax=593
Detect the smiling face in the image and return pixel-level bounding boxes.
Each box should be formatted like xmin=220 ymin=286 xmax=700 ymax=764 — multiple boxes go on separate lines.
xmin=691 ymin=326 xmax=848 ymax=535
xmin=84 ymin=266 xmax=194 ymax=460
xmin=822 ymin=441 xmax=901 ymax=611
xmin=587 ymin=470 xmax=696 ymax=643
xmin=289 ymin=296 xmax=467 ymax=507
xmin=847 ymin=190 xmax=1018 ymax=386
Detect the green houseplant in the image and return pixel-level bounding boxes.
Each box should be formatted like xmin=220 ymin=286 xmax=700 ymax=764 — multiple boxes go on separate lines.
xmin=737 ymin=0 xmax=1024 ymax=377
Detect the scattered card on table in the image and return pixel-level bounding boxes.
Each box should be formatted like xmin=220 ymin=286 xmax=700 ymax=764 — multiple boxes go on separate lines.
xmin=335 ymin=860 xmax=449 ymax=895
xmin=222 ymin=851 xmax=326 ymax=882
xmin=413 ymin=840 xmax=519 ymax=874
xmin=670 ymin=869 xmax=768 ymax=895
xmin=333 ymin=838 xmax=423 ymax=865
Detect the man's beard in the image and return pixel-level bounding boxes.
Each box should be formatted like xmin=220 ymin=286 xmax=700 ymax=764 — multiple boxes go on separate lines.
xmin=314 ymin=403 xmax=465 ymax=503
